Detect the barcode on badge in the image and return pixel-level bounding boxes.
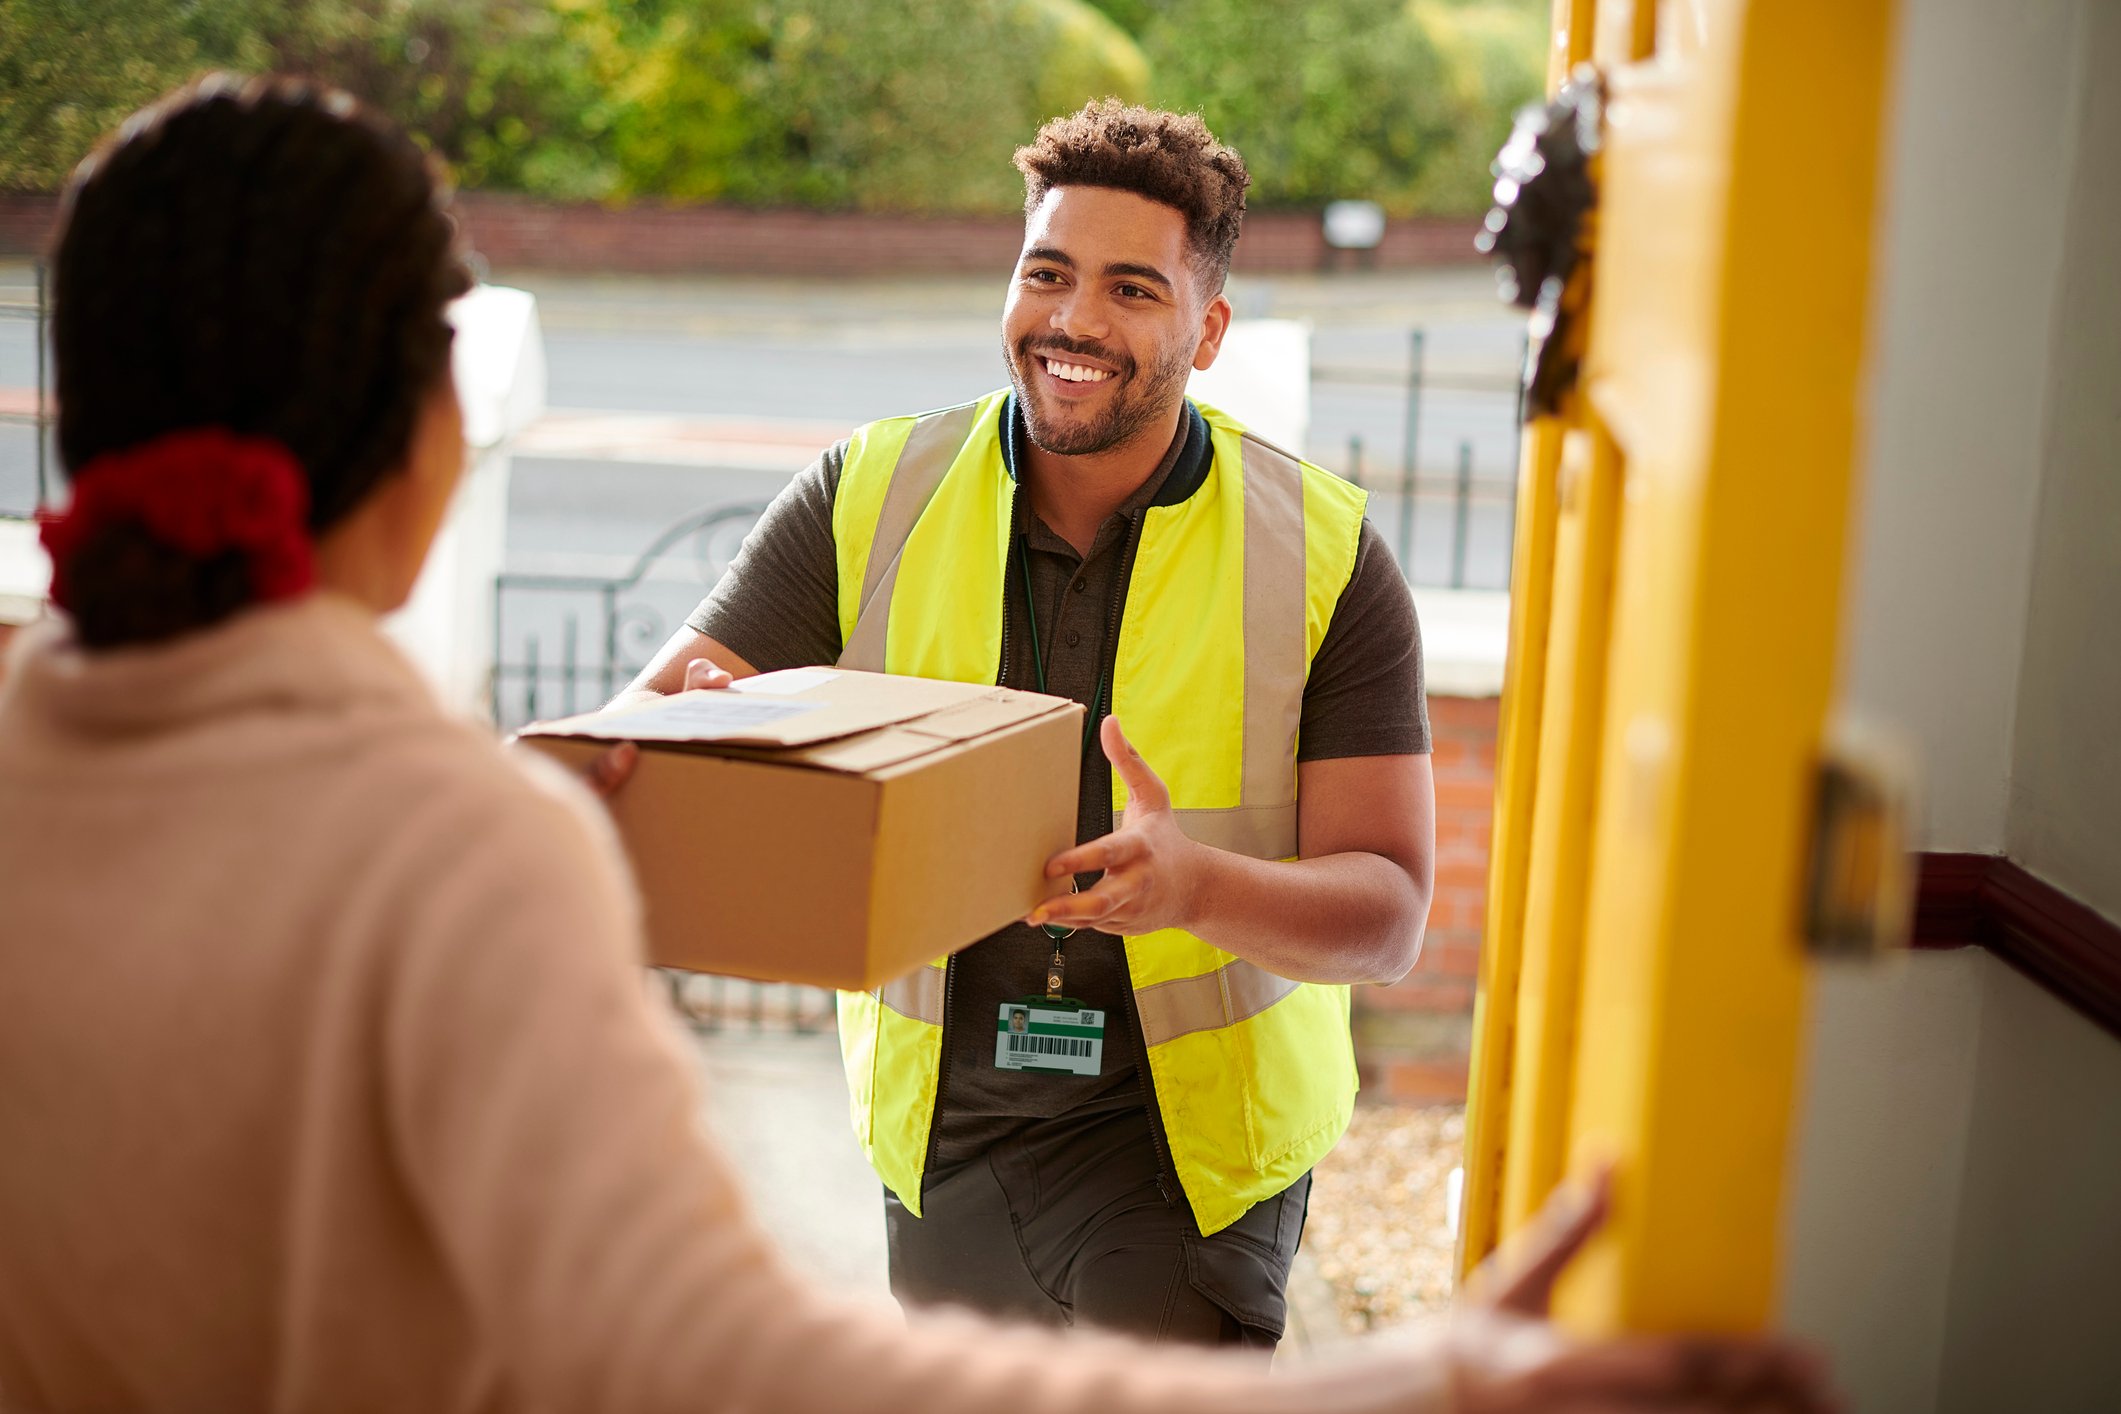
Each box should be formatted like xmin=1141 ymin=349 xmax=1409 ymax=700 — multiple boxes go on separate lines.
xmin=1004 ymin=1034 xmax=1094 ymax=1058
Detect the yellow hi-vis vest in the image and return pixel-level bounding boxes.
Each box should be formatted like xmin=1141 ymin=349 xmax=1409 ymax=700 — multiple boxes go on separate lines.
xmin=832 ymin=390 xmax=1368 ymax=1236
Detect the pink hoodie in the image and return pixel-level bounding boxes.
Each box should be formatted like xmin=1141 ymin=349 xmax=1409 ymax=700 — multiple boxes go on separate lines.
xmin=0 ymin=594 xmax=1470 ymax=1414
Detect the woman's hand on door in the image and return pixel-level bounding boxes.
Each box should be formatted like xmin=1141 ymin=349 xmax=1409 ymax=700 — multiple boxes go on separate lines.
xmin=1445 ymin=1169 xmax=1841 ymax=1413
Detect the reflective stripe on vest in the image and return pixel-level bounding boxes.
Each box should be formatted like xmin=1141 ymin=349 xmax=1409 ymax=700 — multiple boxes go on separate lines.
xmin=844 ymin=401 xmax=1310 ymax=856
xmin=877 ymin=963 xmax=945 ymax=1025
xmin=840 ymin=403 xmax=983 ymax=674
xmin=831 ymin=392 xmax=1368 ymax=1235
xmin=879 ymin=954 xmax=1296 ymax=1048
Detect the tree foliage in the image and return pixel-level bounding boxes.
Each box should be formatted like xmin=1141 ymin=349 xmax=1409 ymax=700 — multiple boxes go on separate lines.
xmin=1141 ymin=0 xmax=1456 ymax=211
xmin=0 ymin=0 xmax=251 ymax=190
xmin=608 ymin=0 xmax=1151 ymax=211
xmin=1 ymin=0 xmax=1542 ymax=214
xmin=0 ymin=0 xmax=615 ymax=195
xmin=1405 ymin=0 xmax=1547 ymax=213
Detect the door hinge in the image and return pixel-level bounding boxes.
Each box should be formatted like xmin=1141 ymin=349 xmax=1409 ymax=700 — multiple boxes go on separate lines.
xmin=1801 ymin=729 xmax=1917 ymax=959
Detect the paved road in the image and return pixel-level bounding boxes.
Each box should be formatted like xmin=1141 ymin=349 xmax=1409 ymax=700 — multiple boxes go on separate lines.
xmin=2 ymin=261 xmax=1526 ymax=703
xmin=515 ymin=322 xmax=1521 ymax=560
xmin=523 ymin=269 xmax=1528 ymax=500
xmin=1 ymin=261 xmax=1526 ymax=513
xmin=487 ymin=267 xmax=1523 ymax=710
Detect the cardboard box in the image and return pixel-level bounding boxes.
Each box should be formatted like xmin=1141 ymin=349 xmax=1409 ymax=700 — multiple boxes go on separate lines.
xmin=520 ymin=668 xmax=1083 ymax=990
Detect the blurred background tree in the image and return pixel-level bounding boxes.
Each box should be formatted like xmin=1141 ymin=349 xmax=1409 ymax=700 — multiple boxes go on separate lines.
xmin=0 ymin=0 xmax=619 ymax=196
xmin=1140 ymin=0 xmax=1458 ymax=211
xmin=0 ymin=0 xmax=1542 ymax=214
xmin=605 ymin=0 xmax=1150 ymax=210
xmin=1403 ymin=0 xmax=1550 ymax=211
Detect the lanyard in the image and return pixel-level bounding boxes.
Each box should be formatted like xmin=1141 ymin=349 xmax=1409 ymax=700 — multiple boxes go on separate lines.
xmin=1017 ymin=533 xmax=1113 ymax=973
xmin=1018 ymin=534 xmax=1108 ymax=760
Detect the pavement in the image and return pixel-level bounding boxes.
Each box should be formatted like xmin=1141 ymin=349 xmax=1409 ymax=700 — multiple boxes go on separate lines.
xmin=684 ymin=1026 xmax=889 ymax=1294
xmin=502 ymin=264 xmax=1510 ymax=340
xmin=678 ymin=1015 xmax=1348 ymax=1354
xmin=1 ymin=263 xmax=1530 ymax=600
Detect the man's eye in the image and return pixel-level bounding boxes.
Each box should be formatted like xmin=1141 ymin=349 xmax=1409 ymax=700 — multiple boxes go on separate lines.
xmin=1117 ymin=284 xmax=1152 ymax=299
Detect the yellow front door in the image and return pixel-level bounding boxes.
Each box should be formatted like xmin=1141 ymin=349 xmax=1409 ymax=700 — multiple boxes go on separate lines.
xmin=1461 ymin=0 xmax=1897 ymax=1333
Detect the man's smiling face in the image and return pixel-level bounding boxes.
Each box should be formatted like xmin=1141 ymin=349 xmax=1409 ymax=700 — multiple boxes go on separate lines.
xmin=1001 ymin=185 xmax=1227 ymax=458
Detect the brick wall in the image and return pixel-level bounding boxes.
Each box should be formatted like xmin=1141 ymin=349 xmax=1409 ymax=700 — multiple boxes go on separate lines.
xmin=0 ymin=196 xmax=55 ymax=260
xmin=0 ymin=191 xmax=1481 ymax=276
xmin=1355 ymin=691 xmax=1497 ymax=1105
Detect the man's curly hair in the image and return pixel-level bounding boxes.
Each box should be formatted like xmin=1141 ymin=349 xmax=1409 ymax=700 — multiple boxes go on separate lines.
xmin=1013 ymin=100 xmax=1250 ymax=293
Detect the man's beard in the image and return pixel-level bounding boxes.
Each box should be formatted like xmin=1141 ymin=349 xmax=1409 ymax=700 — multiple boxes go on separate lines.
xmin=1006 ymin=331 xmax=1194 ymax=457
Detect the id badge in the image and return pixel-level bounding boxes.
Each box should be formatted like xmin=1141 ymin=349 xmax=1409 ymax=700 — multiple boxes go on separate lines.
xmin=995 ymin=1003 xmax=1104 ymax=1076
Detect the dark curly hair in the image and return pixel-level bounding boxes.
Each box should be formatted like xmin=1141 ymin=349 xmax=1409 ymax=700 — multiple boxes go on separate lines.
xmin=1013 ymin=100 xmax=1250 ymax=292
xmin=50 ymin=73 xmax=471 ymax=649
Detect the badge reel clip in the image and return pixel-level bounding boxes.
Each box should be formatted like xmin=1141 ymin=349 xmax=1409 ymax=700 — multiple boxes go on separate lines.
xmin=995 ymin=886 xmax=1106 ymax=1076
xmin=1028 ymin=884 xmax=1087 ymax=1012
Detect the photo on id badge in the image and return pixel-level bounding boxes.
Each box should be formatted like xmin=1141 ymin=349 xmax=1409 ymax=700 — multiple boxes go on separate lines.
xmin=995 ymin=1001 xmax=1104 ymax=1076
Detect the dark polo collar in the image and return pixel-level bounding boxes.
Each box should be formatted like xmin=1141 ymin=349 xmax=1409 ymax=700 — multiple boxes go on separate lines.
xmin=999 ymin=391 xmax=1215 ymax=508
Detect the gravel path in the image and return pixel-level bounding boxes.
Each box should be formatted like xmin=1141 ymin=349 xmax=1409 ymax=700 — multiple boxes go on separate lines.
xmin=1303 ymin=1104 xmax=1466 ymax=1335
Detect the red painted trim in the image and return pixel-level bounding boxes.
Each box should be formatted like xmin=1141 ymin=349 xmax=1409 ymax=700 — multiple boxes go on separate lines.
xmin=1913 ymin=851 xmax=2121 ymax=1038
xmin=1911 ymin=852 xmax=1996 ymax=951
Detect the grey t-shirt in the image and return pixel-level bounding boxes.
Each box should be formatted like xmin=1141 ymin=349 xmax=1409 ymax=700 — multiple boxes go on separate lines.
xmin=687 ymin=402 xmax=1429 ymax=1164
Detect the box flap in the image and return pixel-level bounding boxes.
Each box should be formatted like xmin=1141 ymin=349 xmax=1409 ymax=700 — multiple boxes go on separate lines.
xmin=518 ymin=668 xmax=1073 ymax=757
xmin=778 ymin=725 xmax=955 ymax=773
xmin=897 ymin=691 xmax=1070 ymax=743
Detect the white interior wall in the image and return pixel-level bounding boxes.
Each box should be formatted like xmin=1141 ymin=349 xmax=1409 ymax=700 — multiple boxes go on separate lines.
xmin=1785 ymin=948 xmax=2121 ymax=1414
xmin=1936 ymin=955 xmax=2121 ymax=1413
xmin=1939 ymin=12 xmax=2121 ymax=1403
xmin=1779 ymin=952 xmax=1987 ymax=1414
xmin=2003 ymin=0 xmax=2121 ymax=922
xmin=1832 ymin=0 xmax=2079 ymax=852
xmin=1786 ymin=1 xmax=2120 ymax=1408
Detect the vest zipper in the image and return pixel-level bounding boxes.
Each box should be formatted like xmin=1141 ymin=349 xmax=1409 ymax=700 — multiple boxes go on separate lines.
xmin=925 ymin=494 xmax=1182 ymax=1212
xmin=919 ymin=484 xmax=1027 ymax=1195
xmin=1099 ymin=510 xmax=1182 ymax=1210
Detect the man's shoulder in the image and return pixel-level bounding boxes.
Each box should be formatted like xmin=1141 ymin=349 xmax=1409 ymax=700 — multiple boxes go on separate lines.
xmin=1199 ymin=406 xmax=1366 ymax=508
xmin=832 ymin=392 xmax=1011 ymax=501
xmin=847 ymin=393 xmax=1006 ymax=443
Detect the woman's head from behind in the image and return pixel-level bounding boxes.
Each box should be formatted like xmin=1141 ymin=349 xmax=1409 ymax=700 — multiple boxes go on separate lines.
xmin=49 ymin=74 xmax=472 ymax=649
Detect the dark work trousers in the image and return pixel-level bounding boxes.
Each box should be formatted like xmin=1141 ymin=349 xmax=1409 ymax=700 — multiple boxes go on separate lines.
xmin=884 ymin=1102 xmax=1312 ymax=1352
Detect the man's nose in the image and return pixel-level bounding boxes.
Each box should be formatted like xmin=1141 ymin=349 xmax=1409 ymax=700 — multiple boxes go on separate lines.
xmin=1049 ymin=288 xmax=1107 ymax=342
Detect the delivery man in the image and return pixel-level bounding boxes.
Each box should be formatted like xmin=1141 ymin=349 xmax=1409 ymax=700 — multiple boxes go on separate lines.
xmin=624 ymin=101 xmax=1435 ymax=1350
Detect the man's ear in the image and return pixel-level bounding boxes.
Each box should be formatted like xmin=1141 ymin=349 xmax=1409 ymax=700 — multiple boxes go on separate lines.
xmin=1192 ymin=289 xmax=1233 ymax=372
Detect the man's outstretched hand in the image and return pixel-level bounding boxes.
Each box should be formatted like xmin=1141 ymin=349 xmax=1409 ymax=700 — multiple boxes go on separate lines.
xmin=1027 ymin=716 xmax=1207 ymax=936
xmin=576 ymin=656 xmax=733 ymax=801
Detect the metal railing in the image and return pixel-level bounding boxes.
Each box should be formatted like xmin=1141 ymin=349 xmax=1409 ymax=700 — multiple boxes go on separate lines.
xmin=1312 ymin=328 xmax=1526 ymax=591
xmin=492 ymin=500 xmax=768 ymax=728
xmin=497 ymin=320 xmax=1530 ymax=1032
xmin=493 ymin=499 xmax=841 ymax=1032
xmin=657 ymin=969 xmax=836 ymax=1036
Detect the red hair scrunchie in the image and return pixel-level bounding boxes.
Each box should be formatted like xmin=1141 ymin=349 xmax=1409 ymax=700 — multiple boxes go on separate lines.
xmin=37 ymin=429 xmax=317 ymax=614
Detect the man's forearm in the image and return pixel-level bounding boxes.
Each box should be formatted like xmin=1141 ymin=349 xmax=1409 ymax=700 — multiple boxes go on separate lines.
xmin=1183 ymin=847 xmax=1428 ymax=986
xmin=610 ymin=630 xmax=760 ymax=709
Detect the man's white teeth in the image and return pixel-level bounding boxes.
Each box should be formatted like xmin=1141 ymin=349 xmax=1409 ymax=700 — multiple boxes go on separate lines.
xmin=1044 ymin=358 xmax=1112 ymax=383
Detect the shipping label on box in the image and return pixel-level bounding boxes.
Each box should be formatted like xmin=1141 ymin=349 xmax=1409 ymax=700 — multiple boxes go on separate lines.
xmin=519 ymin=669 xmax=1083 ymax=991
